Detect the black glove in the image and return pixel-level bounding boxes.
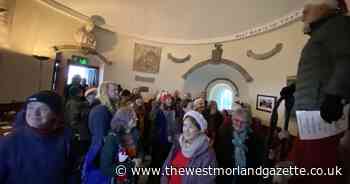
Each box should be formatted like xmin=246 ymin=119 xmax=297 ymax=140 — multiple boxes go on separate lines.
xmin=280 ymin=83 xmax=296 ymax=99
xmin=320 ymin=94 xmax=344 ymax=123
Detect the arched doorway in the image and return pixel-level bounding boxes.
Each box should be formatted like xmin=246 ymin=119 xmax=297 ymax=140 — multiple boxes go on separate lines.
xmin=206 ymin=78 xmax=238 ymax=111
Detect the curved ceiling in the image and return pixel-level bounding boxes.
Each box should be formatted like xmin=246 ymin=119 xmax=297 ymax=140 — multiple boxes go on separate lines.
xmin=53 ymin=0 xmax=307 ymax=43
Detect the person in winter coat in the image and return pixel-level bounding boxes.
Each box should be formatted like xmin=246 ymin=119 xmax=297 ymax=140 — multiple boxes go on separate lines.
xmin=215 ymin=106 xmax=264 ymax=184
xmin=0 ymin=91 xmax=78 ymax=184
xmin=161 ymin=110 xmax=217 ymax=184
xmin=100 ymin=107 xmax=141 ymax=184
xmin=277 ymin=1 xmax=350 ymax=184
xmin=206 ymin=101 xmax=223 ymax=145
xmin=175 ymin=99 xmax=194 ymax=135
xmin=133 ymin=96 xmax=151 ymax=157
xmin=222 ymin=110 xmax=232 ymax=126
xmin=65 ymin=74 xmax=82 ymax=101
xmin=148 ymin=93 xmax=177 ymax=184
xmin=65 ymin=86 xmax=91 ymax=156
xmin=89 ymin=81 xmax=119 ymax=147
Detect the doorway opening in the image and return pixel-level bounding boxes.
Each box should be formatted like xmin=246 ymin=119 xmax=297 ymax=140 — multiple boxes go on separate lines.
xmin=67 ymin=65 xmax=99 ymax=87
xmin=206 ymin=79 xmax=238 ymax=111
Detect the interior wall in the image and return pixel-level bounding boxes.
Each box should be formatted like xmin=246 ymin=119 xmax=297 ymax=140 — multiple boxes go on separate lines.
xmin=0 ymin=0 xmax=90 ymax=103
xmin=103 ymin=21 xmax=308 ymax=135
xmin=8 ymin=0 xmax=84 ymax=57
xmin=0 ymin=49 xmax=54 ymax=103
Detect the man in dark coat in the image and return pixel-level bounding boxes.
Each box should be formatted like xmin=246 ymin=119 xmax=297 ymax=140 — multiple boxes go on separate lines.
xmin=295 ymin=1 xmax=350 ymax=121
xmin=284 ymin=1 xmax=350 ymax=184
xmin=65 ymin=86 xmax=91 ymax=155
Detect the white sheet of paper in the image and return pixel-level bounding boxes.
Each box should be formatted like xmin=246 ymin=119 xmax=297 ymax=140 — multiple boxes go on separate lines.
xmin=296 ymin=105 xmax=349 ymax=140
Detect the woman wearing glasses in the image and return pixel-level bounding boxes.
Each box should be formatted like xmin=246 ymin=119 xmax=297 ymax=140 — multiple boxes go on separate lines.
xmin=215 ymin=106 xmax=264 ymax=184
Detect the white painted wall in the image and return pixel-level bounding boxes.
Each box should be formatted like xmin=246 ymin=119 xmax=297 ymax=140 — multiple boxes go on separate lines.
xmin=103 ymin=21 xmax=308 ymax=135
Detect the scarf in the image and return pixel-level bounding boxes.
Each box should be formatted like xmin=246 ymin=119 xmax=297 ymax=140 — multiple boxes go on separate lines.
xmin=232 ymin=128 xmax=252 ymax=168
xmin=178 ymin=133 xmax=207 ymax=158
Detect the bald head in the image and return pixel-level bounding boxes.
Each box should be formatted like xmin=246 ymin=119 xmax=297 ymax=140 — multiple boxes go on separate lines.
xmin=303 ymin=0 xmax=339 ymax=25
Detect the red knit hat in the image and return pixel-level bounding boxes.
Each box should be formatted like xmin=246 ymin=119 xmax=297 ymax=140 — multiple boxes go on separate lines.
xmin=160 ymin=92 xmax=172 ymax=104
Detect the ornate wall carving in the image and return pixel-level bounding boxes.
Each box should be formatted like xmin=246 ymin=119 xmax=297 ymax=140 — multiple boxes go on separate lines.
xmin=247 ymin=43 xmax=283 ymax=60
xmin=168 ymin=53 xmax=191 ymax=63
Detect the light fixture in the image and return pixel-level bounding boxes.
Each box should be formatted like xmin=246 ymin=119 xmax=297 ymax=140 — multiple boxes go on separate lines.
xmin=0 ymin=0 xmax=8 ymax=14
xmin=0 ymin=0 xmax=7 ymax=13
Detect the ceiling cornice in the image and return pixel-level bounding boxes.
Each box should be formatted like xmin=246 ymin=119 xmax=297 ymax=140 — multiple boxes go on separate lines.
xmin=126 ymin=9 xmax=302 ymax=45
xmin=38 ymin=0 xmax=303 ymax=45
xmin=36 ymin=0 xmax=89 ymax=23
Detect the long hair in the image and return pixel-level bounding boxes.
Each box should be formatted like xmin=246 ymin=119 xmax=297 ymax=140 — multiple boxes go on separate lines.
xmin=97 ymin=81 xmax=117 ymax=113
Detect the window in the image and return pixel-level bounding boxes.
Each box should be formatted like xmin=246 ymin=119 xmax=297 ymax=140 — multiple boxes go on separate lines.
xmin=207 ymin=80 xmax=238 ymax=111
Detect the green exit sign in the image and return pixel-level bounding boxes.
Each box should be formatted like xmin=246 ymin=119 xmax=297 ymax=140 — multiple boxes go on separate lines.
xmin=72 ymin=55 xmax=89 ymax=65
xmin=79 ymin=58 xmax=88 ymax=65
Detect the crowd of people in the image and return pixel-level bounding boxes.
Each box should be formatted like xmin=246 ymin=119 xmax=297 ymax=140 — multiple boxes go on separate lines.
xmin=0 ymin=79 xmax=265 ymax=184
xmin=1 ymin=0 xmax=350 ymax=183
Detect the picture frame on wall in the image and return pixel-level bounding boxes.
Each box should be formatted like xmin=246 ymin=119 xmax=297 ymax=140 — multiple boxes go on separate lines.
xmin=256 ymin=94 xmax=277 ymax=113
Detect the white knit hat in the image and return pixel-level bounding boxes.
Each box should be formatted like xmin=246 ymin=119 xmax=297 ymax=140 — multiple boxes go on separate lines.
xmin=306 ymin=0 xmax=339 ymax=9
xmin=183 ymin=110 xmax=207 ymax=132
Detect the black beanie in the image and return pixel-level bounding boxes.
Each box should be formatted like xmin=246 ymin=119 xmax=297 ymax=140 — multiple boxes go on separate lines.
xmin=26 ymin=91 xmax=63 ymax=114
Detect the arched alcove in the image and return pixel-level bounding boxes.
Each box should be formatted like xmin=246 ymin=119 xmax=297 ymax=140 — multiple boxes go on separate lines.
xmin=183 ymin=62 xmax=250 ymax=102
xmin=182 ymin=59 xmax=253 ymax=82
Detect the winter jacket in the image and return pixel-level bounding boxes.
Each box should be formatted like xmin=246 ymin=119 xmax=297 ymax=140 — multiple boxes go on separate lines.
xmin=160 ymin=137 xmax=217 ymax=184
xmin=89 ymin=104 xmax=113 ymax=146
xmin=81 ymin=140 xmax=110 ymax=184
xmin=295 ymin=15 xmax=350 ymax=110
xmin=100 ymin=131 xmax=136 ymax=184
xmin=13 ymin=109 xmax=25 ymax=129
xmin=0 ymin=126 xmax=78 ymax=184
xmin=65 ymin=96 xmax=90 ymax=141
xmin=206 ymin=111 xmax=223 ymax=139
xmin=152 ymin=109 xmax=176 ymax=145
xmin=214 ymin=123 xmax=265 ymax=184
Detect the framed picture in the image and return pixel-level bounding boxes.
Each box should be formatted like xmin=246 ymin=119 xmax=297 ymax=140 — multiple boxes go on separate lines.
xmin=256 ymin=95 xmax=277 ymax=113
xmin=133 ymin=43 xmax=162 ymax=74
